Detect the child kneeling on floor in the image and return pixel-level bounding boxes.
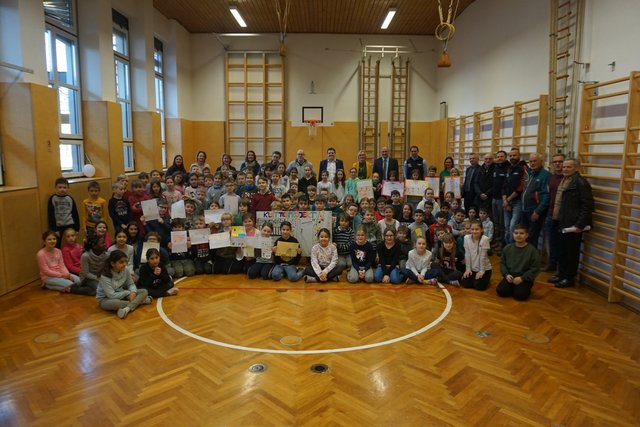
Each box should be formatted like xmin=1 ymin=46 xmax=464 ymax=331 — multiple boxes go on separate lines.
xmin=496 ymin=224 xmax=540 ymax=301
xmin=402 ymin=236 xmax=439 ymax=285
xmin=97 ymin=250 xmax=152 ymax=319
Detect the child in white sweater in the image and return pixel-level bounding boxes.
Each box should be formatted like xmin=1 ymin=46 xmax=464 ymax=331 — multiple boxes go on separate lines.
xmin=402 ymin=236 xmax=439 ymax=285
xmin=304 ymin=228 xmax=340 ymax=282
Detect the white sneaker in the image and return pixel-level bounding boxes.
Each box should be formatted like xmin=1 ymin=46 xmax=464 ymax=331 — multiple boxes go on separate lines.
xmin=143 ymin=296 xmax=153 ymax=305
xmin=117 ymin=306 xmax=131 ymax=319
xmin=167 ymin=287 xmax=179 ymax=296
xmin=449 ymin=280 xmax=460 ymax=287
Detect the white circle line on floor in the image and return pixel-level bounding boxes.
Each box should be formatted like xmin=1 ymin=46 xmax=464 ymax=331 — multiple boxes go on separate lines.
xmin=156 ymin=281 xmax=452 ymax=355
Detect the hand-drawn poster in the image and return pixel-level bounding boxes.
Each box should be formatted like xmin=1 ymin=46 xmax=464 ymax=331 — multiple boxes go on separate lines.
xmin=170 ymin=231 xmax=188 ymax=253
xmin=444 ymin=176 xmax=462 ymax=199
xmin=381 ymin=180 xmax=405 ymax=197
xmin=356 ymin=179 xmax=374 ymax=200
xmin=256 ymin=211 xmax=332 ymax=256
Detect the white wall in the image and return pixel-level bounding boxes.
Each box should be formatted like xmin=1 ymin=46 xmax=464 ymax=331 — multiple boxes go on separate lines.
xmin=581 ymin=0 xmax=640 ymax=83
xmin=436 ymin=0 xmax=549 ymax=117
xmin=187 ymin=33 xmax=440 ymax=123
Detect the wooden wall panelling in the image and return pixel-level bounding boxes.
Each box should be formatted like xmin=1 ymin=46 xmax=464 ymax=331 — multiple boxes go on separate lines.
xmin=0 ymin=83 xmax=37 ymax=188
xmin=609 ymin=71 xmax=640 ymax=304
xmin=132 ymin=111 xmax=163 ymax=173
xmin=0 ymin=189 xmax=42 ymax=292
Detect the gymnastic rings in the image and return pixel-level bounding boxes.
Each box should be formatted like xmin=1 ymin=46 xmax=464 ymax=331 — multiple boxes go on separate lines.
xmin=435 ymin=22 xmax=456 ymax=41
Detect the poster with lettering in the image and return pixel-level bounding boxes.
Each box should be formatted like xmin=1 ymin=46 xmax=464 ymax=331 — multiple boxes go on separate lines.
xmin=444 ymin=176 xmax=462 ymax=199
xmin=425 ymin=177 xmax=440 ymax=197
xmin=404 ymin=179 xmax=427 ymax=197
xmin=381 ymin=180 xmax=405 ymax=197
xmin=256 ymin=211 xmax=332 ymax=256
xmin=356 ymin=179 xmax=374 ymax=200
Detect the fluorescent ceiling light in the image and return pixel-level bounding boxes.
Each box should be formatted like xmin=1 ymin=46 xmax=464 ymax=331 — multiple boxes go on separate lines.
xmin=229 ymin=6 xmax=247 ymax=28
xmin=381 ymin=8 xmax=397 ymax=29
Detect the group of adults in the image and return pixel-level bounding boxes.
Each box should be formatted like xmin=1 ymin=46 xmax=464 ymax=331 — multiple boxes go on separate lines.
xmin=455 ymin=147 xmax=594 ymax=289
xmin=166 ymin=145 xmax=593 ymax=289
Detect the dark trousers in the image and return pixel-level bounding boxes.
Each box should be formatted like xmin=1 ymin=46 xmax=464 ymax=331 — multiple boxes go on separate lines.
xmin=557 ymin=226 xmax=584 ymax=281
xmin=304 ymin=264 xmax=341 ymax=281
xmin=496 ymin=278 xmax=533 ymax=301
xmin=247 ymin=262 xmax=274 ymax=279
xmin=544 ymin=216 xmax=559 ymax=269
xmin=491 ymin=198 xmax=505 ymax=246
xmin=71 ymin=278 xmax=98 ymax=296
xmin=402 ymin=268 xmax=439 ymax=283
xmin=461 ymin=269 xmax=492 ymax=291
xmin=140 ymin=281 xmax=174 ymax=298
xmin=213 ymin=255 xmax=244 ymax=274
xmin=521 ymin=211 xmax=546 ymax=249
xmin=194 ymin=258 xmax=213 ymax=275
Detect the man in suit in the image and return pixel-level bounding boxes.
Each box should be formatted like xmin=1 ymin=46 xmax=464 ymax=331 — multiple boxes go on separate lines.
xmin=318 ymin=147 xmax=344 ymax=181
xmin=463 ymin=152 xmax=481 ymax=213
xmin=373 ymin=146 xmax=399 ymax=181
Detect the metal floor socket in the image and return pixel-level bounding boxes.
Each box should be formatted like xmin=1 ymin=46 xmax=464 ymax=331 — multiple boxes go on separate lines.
xmin=310 ymin=364 xmax=329 ymax=373
xmin=248 ymin=363 xmax=267 ymax=373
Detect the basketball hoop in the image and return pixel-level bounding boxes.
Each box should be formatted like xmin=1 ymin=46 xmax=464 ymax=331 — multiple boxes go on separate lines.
xmin=305 ymin=119 xmax=318 ymax=139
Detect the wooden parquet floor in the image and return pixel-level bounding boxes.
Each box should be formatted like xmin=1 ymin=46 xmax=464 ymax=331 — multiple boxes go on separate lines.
xmin=1 ymin=264 xmax=639 ymax=426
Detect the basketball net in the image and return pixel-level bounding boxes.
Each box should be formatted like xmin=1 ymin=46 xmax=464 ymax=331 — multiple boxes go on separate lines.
xmin=305 ymin=120 xmax=318 ymax=139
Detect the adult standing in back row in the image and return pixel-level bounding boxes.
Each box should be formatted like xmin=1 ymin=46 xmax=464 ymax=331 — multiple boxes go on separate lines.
xmin=549 ymin=158 xmax=594 ymax=288
xmin=404 ymin=146 xmax=428 ymax=180
xmin=318 ymin=147 xmax=344 ymax=182
xmin=373 ymin=146 xmax=399 ymax=181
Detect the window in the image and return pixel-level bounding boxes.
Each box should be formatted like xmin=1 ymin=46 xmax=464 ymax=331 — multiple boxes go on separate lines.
xmin=44 ymin=0 xmax=83 ymax=174
xmin=154 ymin=38 xmax=166 ymax=168
xmin=112 ymin=9 xmax=134 ymax=171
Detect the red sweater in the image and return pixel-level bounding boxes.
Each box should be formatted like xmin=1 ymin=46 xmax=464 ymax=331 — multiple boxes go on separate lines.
xmin=251 ymin=191 xmax=275 ymax=216
xmin=61 ymin=243 xmax=83 ymax=275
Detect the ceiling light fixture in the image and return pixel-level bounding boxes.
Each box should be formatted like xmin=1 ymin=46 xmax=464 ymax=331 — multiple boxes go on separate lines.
xmin=229 ymin=6 xmax=247 ymax=28
xmin=381 ymin=8 xmax=397 ymax=30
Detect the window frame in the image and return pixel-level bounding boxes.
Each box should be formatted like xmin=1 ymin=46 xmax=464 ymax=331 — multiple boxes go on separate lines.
xmin=44 ymin=1 xmax=84 ymax=177
xmin=112 ymin=9 xmax=134 ymax=171
xmin=154 ymin=37 xmax=167 ymax=168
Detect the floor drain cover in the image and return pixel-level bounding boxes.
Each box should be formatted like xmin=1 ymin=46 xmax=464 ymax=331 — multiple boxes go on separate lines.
xmin=310 ymin=364 xmax=329 ymax=373
xmin=248 ymin=363 xmax=267 ymax=373
xmin=276 ymin=288 xmax=288 ymax=292
xmin=475 ymin=330 xmax=492 ymax=338
xmin=280 ymin=336 xmax=303 ymax=346
xmin=316 ymin=289 xmax=328 ymax=292
xmin=525 ymin=332 xmax=551 ymax=344
xmin=33 ymin=333 xmax=60 ymax=343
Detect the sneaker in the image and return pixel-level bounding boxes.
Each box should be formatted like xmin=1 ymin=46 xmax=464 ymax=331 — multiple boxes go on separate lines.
xmin=143 ymin=296 xmax=153 ymax=305
xmin=167 ymin=287 xmax=179 ymax=296
xmin=449 ymin=280 xmax=460 ymax=287
xmin=428 ymin=278 xmax=438 ymax=286
xmin=117 ymin=306 xmax=131 ymax=319
xmin=304 ymin=276 xmax=317 ymax=283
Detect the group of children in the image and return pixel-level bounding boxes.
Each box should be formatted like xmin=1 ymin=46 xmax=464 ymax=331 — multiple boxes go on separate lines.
xmin=38 ymin=157 xmax=542 ymax=319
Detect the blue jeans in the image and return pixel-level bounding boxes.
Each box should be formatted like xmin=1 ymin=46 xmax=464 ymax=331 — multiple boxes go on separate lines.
xmin=374 ymin=266 xmax=402 ymax=284
xmin=402 ymin=268 xmax=439 ymax=283
xmin=42 ymin=274 xmax=81 ymax=291
xmin=504 ymin=200 xmax=522 ymax=244
xmin=272 ymin=264 xmax=303 ymax=282
xmin=520 ymin=211 xmax=546 ymax=249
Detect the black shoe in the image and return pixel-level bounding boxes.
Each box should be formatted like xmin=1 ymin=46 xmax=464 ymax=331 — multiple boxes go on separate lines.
xmin=555 ymin=279 xmax=575 ymax=288
xmin=548 ymin=275 xmax=562 ymax=284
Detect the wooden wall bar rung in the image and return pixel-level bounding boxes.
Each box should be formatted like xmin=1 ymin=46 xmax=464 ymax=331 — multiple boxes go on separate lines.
xmin=581 ymin=163 xmax=622 ymax=169
xmin=581 ymin=140 xmax=625 ymax=145
xmin=581 ymin=175 xmax=620 ymax=181
xmin=587 ymin=240 xmax=614 ymax=253
xmin=586 ymin=90 xmax=629 ymax=101
xmin=612 ymin=286 xmax=640 ymax=304
xmin=617 ymin=239 xmax=640 ymax=251
xmin=588 ymin=230 xmax=615 ymax=242
xmin=579 ymin=152 xmax=625 ymax=156
xmin=581 ymin=128 xmax=626 ymax=134
xmin=581 ymin=250 xmax=611 ymax=264
xmin=618 ymin=251 xmax=640 ymax=264
xmin=580 ymin=272 xmax=610 ymax=288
